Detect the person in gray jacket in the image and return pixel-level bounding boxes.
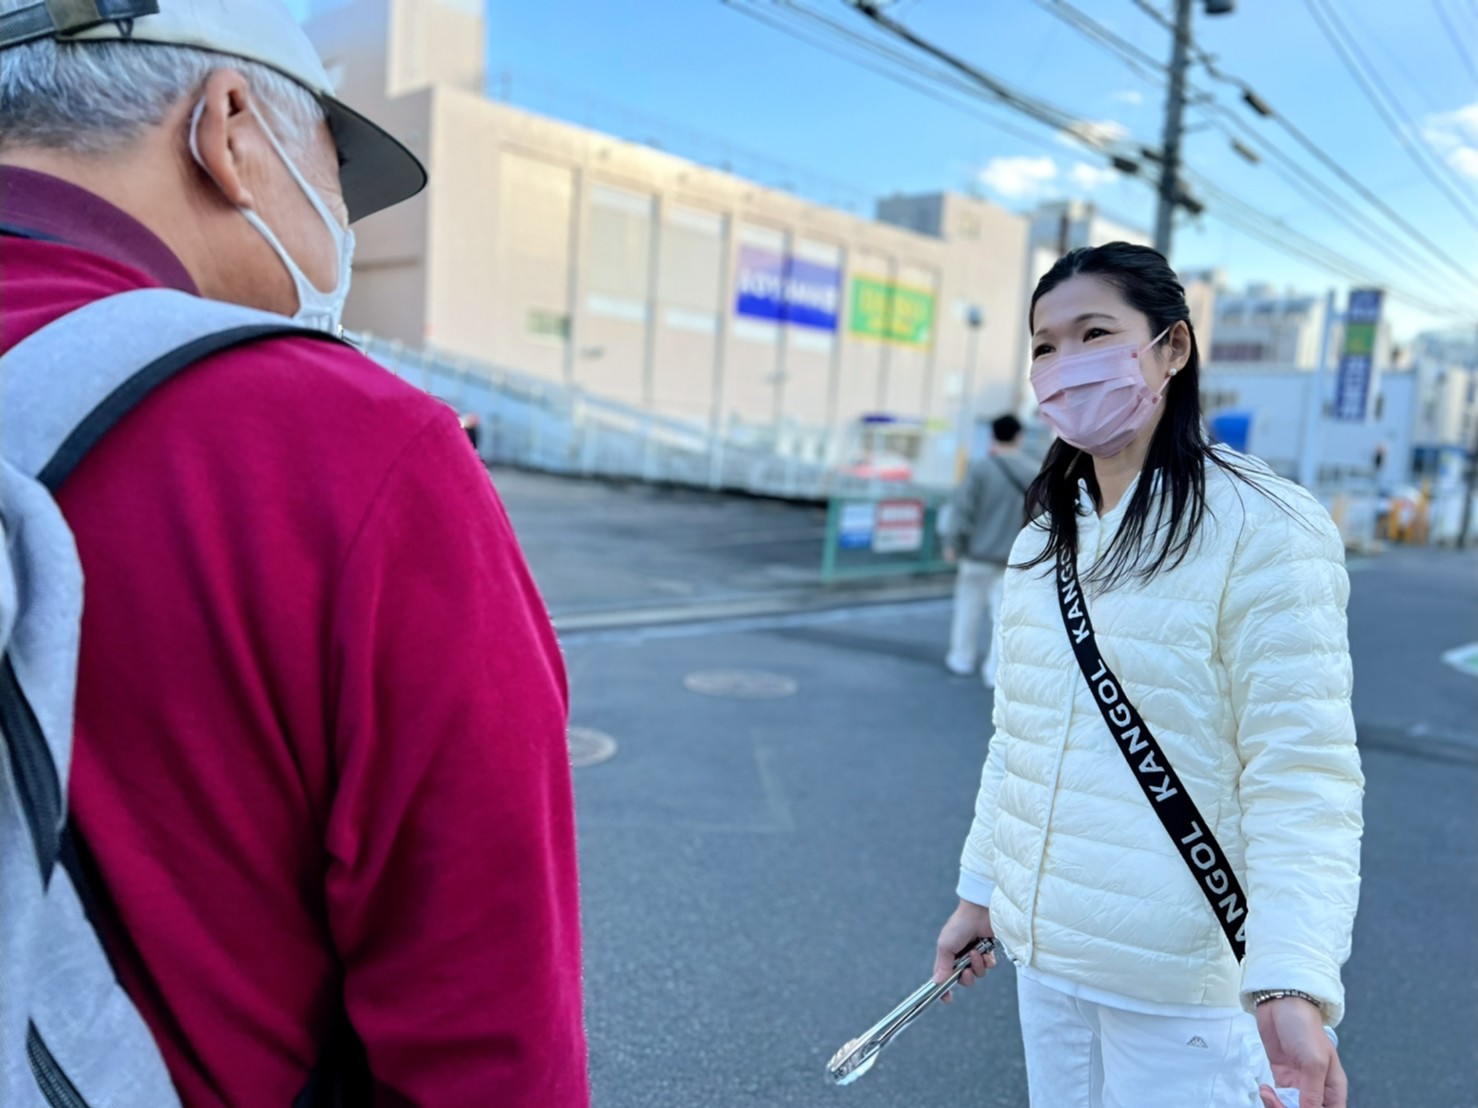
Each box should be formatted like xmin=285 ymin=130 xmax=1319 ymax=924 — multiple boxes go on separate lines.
xmin=943 ymin=414 xmax=1038 ymax=686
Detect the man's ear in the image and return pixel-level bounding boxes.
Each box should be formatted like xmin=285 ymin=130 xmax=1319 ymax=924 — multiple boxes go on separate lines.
xmin=190 ymin=68 xmax=260 ymax=212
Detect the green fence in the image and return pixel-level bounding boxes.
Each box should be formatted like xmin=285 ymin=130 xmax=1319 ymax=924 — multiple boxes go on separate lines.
xmin=821 ymin=494 xmax=954 ymax=584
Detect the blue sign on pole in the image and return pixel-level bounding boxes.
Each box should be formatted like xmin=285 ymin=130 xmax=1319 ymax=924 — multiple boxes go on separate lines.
xmin=837 ymin=502 xmax=876 ymax=549
xmin=1332 ymin=288 xmax=1383 ymax=423
xmin=734 ymin=246 xmax=841 ymax=331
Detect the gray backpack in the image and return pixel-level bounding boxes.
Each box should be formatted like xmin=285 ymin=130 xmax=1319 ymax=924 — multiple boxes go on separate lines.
xmin=0 ymin=288 xmax=335 ymax=1107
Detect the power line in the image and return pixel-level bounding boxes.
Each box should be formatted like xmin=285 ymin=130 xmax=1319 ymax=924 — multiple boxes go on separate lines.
xmin=727 ymin=0 xmax=1087 ymax=159
xmin=733 ymin=0 xmax=1164 ymax=171
xmin=1026 ymin=0 xmax=1167 ymax=87
xmin=1194 ymin=100 xmax=1466 ymax=290
xmin=1186 ymin=170 xmax=1477 ymax=320
xmin=724 ymin=0 xmax=1477 ymax=319
xmin=1037 ymin=0 xmax=1478 ymax=287
xmin=721 ymin=0 xmax=1092 ymax=162
xmin=1428 ymin=0 xmax=1478 ymax=84
xmin=1120 ymin=2 xmax=1478 ymax=286
xmin=851 ymin=0 xmax=1473 ymax=315
xmin=844 ymin=1 xmax=1130 ymax=142
xmin=1301 ymin=0 xmax=1478 ymax=228
xmin=1341 ymin=1 xmax=1448 ymax=114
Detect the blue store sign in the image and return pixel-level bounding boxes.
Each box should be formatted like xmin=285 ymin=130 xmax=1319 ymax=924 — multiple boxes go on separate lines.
xmin=734 ymin=246 xmax=841 ymax=331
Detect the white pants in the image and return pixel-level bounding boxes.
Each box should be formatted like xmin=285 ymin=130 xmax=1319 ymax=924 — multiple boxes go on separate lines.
xmin=1017 ymin=973 xmax=1276 ymax=1108
xmin=946 ymin=560 xmax=1005 ymax=685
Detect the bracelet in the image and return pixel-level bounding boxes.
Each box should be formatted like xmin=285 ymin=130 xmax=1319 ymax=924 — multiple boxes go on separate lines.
xmin=1251 ymin=989 xmax=1322 ymax=1009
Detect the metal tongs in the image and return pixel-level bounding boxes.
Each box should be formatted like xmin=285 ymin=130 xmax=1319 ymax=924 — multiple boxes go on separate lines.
xmin=826 ymin=937 xmax=994 ymax=1086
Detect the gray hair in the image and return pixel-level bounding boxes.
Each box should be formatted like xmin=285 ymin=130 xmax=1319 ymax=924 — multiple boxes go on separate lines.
xmin=0 ymin=30 xmax=324 ymax=157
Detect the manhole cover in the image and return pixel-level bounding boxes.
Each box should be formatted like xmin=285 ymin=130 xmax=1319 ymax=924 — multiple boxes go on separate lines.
xmin=568 ymin=726 xmax=618 ymax=768
xmin=682 ymin=669 xmax=798 ymax=699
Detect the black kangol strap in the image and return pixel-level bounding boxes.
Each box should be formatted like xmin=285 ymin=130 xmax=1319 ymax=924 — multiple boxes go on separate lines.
xmin=1054 ymin=545 xmax=1248 ymax=961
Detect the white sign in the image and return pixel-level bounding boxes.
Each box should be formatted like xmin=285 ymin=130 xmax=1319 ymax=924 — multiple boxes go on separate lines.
xmin=872 ymin=499 xmax=925 ymax=554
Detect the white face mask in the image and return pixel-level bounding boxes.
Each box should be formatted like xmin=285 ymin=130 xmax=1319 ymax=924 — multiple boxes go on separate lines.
xmin=189 ymin=100 xmax=356 ymax=333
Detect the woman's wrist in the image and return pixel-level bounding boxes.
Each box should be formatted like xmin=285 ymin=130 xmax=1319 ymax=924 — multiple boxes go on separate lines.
xmin=1250 ymin=988 xmax=1322 ymax=1009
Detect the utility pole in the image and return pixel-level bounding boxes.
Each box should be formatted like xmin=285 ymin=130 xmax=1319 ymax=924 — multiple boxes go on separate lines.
xmin=956 ymin=306 xmax=985 ymax=479
xmin=1153 ymin=0 xmax=1234 ymax=257
xmin=1154 ymin=0 xmax=1194 ymax=256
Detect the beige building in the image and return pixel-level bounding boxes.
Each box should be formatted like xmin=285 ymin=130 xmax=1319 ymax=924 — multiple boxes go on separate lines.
xmin=307 ymin=0 xmax=1032 ymax=453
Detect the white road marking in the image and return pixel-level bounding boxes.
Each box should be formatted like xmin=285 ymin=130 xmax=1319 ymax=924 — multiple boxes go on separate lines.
xmin=1441 ymin=642 xmax=1478 ymax=678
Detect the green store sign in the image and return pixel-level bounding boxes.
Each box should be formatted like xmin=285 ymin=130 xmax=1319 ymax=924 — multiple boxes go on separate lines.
xmin=1343 ymin=321 xmax=1376 ymax=357
xmin=848 ymin=276 xmax=935 ymax=348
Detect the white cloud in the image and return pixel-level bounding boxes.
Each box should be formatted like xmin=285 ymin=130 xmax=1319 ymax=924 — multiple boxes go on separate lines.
xmin=978 ymin=155 xmax=1059 ymax=199
xmin=1423 ymin=102 xmax=1478 ymax=183
xmin=1059 ymin=119 xmax=1130 ymax=151
xmin=1069 ymin=162 xmax=1117 ymax=191
xmin=1111 ymin=89 xmax=1144 ymax=106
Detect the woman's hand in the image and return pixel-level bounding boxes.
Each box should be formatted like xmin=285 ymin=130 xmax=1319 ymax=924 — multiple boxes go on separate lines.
xmin=933 ymin=899 xmax=996 ymax=1004
xmin=1255 ymin=997 xmax=1347 ymax=1108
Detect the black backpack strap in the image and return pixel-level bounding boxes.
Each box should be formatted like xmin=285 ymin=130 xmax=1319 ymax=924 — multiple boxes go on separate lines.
xmin=1 ymin=292 xmax=365 ymax=1101
xmin=1053 ymin=545 xmax=1249 ymax=961
xmin=991 ymin=454 xmax=1029 ymax=496
xmin=37 ymin=321 xmax=340 ymax=491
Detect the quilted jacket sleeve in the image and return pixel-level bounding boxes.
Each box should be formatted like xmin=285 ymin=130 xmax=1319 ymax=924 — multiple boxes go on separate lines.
xmin=1219 ymin=489 xmax=1363 ymax=1026
xmin=957 ymin=724 xmax=1008 ymax=907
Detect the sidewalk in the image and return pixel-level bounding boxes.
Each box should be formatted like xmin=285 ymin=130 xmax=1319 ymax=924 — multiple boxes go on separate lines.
xmin=491 ymin=467 xmax=955 ymax=630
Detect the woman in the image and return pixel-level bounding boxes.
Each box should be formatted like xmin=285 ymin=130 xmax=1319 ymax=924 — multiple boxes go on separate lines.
xmin=933 ymin=243 xmax=1362 ymax=1108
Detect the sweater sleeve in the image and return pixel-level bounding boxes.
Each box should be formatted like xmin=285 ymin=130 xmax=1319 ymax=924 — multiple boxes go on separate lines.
xmin=323 ymin=412 xmax=589 ymax=1105
xmin=1219 ymin=490 xmax=1363 ymax=1026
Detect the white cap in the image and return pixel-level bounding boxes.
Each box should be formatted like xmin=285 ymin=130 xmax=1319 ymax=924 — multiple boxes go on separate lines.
xmin=0 ymin=0 xmax=427 ymax=221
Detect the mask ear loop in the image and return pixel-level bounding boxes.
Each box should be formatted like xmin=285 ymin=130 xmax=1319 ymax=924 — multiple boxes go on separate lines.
xmin=1140 ymin=324 xmax=1179 ymax=398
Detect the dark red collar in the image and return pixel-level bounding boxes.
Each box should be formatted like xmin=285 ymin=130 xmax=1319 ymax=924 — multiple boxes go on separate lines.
xmin=0 ymin=166 xmax=197 ymax=294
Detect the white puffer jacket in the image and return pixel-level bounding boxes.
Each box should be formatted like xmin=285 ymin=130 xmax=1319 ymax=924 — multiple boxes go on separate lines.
xmin=959 ymin=455 xmax=1363 ymax=1024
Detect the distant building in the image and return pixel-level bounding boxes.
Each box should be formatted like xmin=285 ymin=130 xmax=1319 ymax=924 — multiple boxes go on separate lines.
xmin=1410 ymin=330 xmax=1478 ymax=485
xmin=1027 ymin=199 xmax=1152 ymax=256
xmin=1199 ymin=364 xmax=1416 ymax=487
xmin=307 ymin=0 xmax=1032 ymax=454
xmin=1205 ymin=283 xmax=1399 ymax=373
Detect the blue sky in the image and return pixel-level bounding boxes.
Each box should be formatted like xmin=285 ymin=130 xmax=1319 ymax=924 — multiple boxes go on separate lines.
xmin=306 ymin=0 xmax=1478 ymax=341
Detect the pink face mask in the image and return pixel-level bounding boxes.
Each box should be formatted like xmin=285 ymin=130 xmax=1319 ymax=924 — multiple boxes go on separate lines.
xmin=1029 ymin=326 xmax=1174 ymax=457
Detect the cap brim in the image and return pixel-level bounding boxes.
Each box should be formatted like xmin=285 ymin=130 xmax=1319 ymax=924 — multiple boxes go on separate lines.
xmin=324 ymin=96 xmax=427 ymax=223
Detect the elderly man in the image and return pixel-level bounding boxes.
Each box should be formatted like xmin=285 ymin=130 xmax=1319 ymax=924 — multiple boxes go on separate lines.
xmin=0 ymin=2 xmax=588 ymax=1105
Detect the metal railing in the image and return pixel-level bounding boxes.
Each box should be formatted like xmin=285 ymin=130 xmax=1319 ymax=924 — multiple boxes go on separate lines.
xmin=353 ymin=333 xmax=950 ymax=503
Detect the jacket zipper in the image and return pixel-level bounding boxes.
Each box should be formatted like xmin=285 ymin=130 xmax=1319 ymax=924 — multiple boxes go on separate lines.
xmin=1024 ymin=514 xmax=1104 ymax=958
xmin=27 ymin=1023 xmax=91 ymax=1108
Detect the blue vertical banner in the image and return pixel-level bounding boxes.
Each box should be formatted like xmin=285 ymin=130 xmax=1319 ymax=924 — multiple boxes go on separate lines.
xmin=1332 ymin=288 xmax=1383 ymax=422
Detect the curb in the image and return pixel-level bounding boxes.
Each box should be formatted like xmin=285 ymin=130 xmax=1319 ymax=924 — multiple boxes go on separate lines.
xmin=551 ymin=578 xmax=955 ymax=634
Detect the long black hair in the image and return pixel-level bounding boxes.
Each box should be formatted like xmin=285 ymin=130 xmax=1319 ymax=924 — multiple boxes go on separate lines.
xmin=1018 ymin=242 xmax=1268 ymax=590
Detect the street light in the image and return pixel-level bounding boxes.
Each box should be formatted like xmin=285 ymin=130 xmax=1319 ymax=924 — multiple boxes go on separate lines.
xmin=956 ymin=306 xmax=985 ymax=476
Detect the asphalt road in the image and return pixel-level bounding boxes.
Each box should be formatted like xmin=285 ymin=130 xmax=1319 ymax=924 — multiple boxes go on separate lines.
xmin=560 ymin=545 xmax=1478 ymax=1108
xmin=495 ymin=468 xmax=834 ymax=621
